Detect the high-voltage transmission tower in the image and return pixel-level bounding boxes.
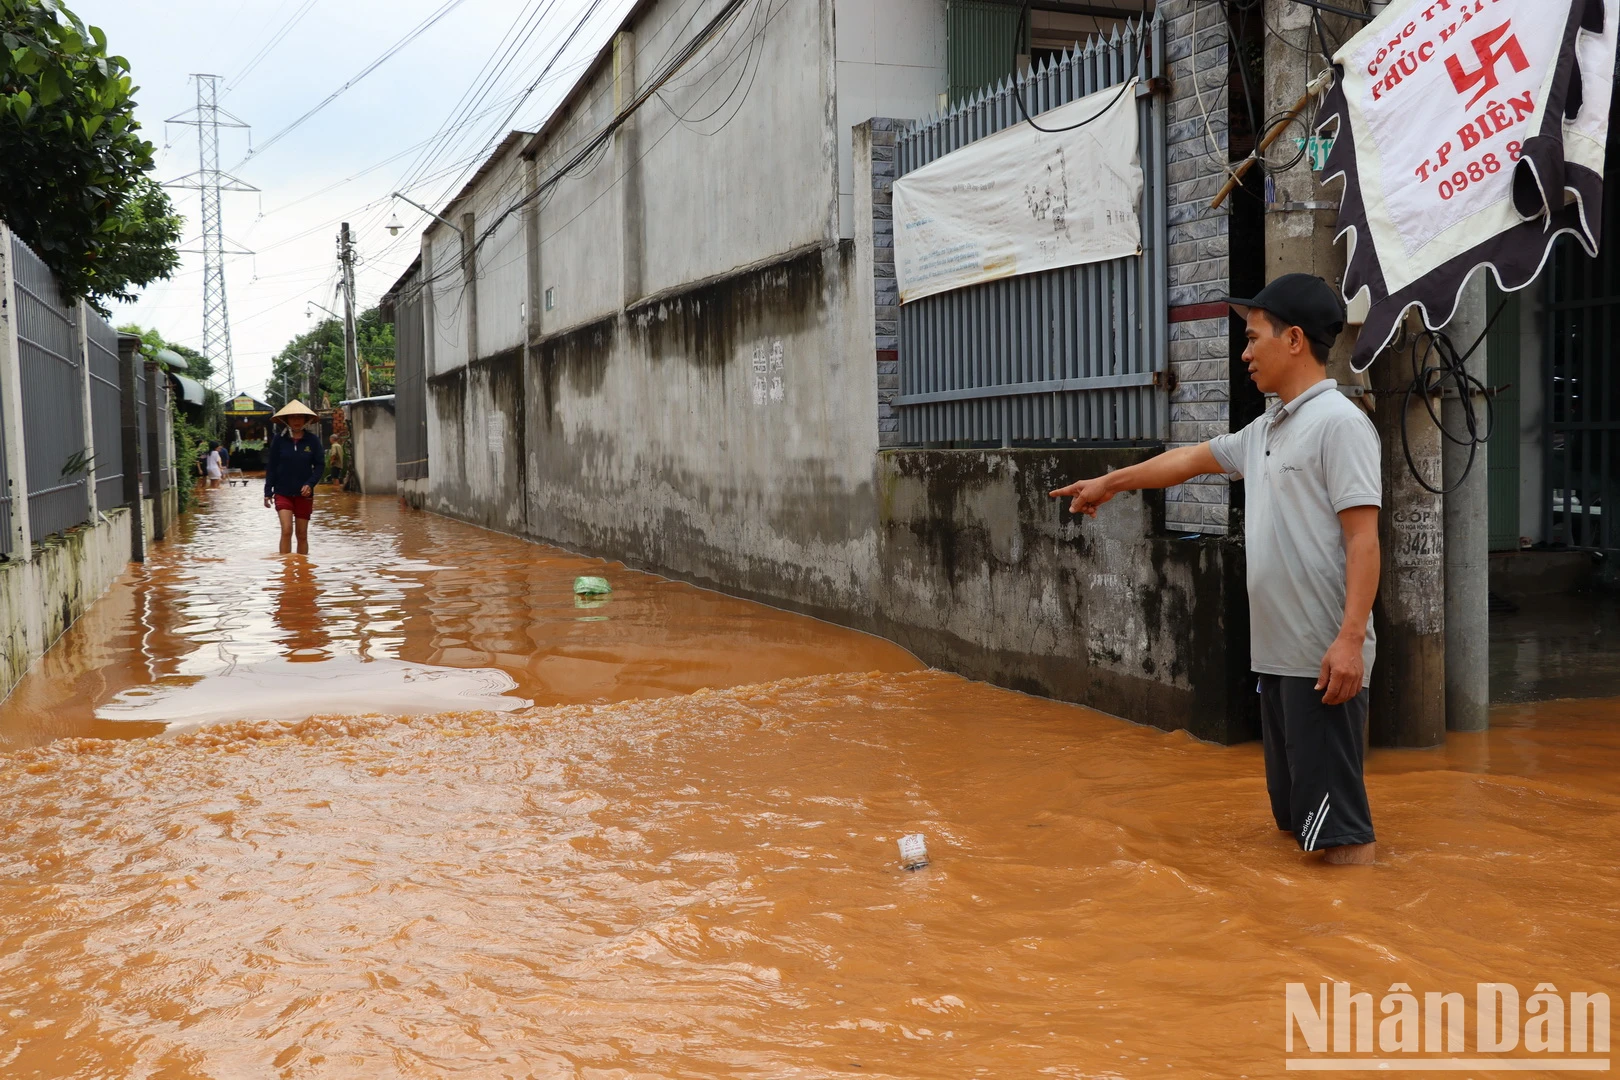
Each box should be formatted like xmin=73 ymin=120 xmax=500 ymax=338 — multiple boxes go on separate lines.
xmin=166 ymin=74 xmax=257 ymax=399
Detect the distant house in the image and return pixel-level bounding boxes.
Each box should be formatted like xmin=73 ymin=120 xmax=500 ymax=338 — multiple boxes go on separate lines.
xmin=223 ymin=394 xmax=273 ymax=445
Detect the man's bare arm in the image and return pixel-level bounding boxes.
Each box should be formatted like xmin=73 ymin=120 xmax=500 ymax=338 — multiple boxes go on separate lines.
xmin=1049 ymin=443 xmax=1225 ymax=516
xmin=1317 ymin=505 xmax=1380 ymax=705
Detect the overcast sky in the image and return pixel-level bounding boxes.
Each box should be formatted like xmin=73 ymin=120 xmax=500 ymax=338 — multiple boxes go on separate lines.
xmin=76 ymin=0 xmax=631 ymax=401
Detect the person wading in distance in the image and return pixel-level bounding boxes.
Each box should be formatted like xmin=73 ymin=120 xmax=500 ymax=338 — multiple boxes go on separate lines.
xmin=1050 ymin=273 xmax=1382 ymax=866
xmin=264 ymin=400 xmax=326 ymax=555
xmin=205 ymin=442 xmax=224 ymax=488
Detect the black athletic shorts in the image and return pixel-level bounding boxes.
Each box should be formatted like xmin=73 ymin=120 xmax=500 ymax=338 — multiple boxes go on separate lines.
xmin=1258 ymin=674 xmax=1376 ymax=851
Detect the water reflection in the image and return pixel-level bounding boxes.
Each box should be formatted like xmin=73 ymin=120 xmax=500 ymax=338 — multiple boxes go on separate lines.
xmin=0 ymin=485 xmax=920 ymax=749
xmin=271 ymin=555 xmax=331 ymax=662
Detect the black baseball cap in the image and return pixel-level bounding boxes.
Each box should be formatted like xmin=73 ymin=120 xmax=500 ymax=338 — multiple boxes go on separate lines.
xmin=1223 ymin=273 xmax=1345 ymax=354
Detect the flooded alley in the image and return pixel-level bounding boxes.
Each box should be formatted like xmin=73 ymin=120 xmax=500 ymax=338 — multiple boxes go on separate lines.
xmin=0 ymin=488 xmax=1616 ymax=1078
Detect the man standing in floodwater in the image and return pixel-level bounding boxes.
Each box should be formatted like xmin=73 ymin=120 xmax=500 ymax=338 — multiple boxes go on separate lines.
xmin=263 ymin=400 xmax=326 ymax=556
xmin=1050 ymin=274 xmax=1381 ymax=865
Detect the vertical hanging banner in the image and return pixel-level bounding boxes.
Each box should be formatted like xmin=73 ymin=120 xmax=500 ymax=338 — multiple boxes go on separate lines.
xmin=1318 ymin=0 xmax=1619 ymax=370
xmin=891 ymin=79 xmax=1142 ymax=305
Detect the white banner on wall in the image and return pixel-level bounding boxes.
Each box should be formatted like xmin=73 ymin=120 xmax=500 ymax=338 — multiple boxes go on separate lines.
xmin=891 ymin=79 xmax=1142 ymax=305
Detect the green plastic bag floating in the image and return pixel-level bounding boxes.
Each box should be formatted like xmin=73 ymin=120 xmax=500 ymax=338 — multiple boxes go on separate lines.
xmin=573 ymin=576 xmax=612 ymax=596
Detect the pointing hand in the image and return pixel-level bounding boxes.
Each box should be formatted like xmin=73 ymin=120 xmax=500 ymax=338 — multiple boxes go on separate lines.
xmin=1049 ymin=476 xmax=1114 ymax=517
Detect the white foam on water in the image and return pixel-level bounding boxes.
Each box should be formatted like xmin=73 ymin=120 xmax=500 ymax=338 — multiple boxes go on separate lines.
xmin=96 ymin=654 xmax=531 ymax=733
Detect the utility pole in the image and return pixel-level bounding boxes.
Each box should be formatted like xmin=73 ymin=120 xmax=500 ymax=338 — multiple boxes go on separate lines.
xmin=339 ymin=223 xmax=364 ymax=400
xmin=1262 ymin=0 xmax=1446 ymax=746
xmin=1443 ymin=282 xmax=1491 ymax=732
xmin=166 ymin=75 xmax=256 ymax=400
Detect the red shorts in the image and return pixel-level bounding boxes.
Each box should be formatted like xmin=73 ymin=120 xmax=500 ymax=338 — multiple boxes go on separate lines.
xmin=274 ymin=495 xmax=315 ymax=520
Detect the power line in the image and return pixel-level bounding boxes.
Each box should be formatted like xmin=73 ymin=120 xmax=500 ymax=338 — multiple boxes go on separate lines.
xmin=361 ymin=0 xmax=615 ymax=264
xmin=227 ymin=0 xmax=321 ymax=92
xmin=409 ymin=0 xmax=773 ymax=302
xmin=235 ymin=0 xmax=474 ymax=169
xmin=388 ymin=0 xmax=565 ymax=197
xmin=365 ymin=0 xmax=719 ymax=247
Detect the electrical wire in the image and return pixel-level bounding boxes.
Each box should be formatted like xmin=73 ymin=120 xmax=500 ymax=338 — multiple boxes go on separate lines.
xmin=1398 ymin=298 xmax=1507 ymax=495
xmin=657 ymin=0 xmax=767 ymax=131
xmin=392 ymin=0 xmax=770 ymax=309
xmin=1009 ymin=0 xmax=1149 ymax=134
xmin=358 ymin=0 xmax=606 ymax=269
xmin=226 ymin=0 xmax=321 ymax=92
xmin=235 ymin=0 xmax=475 ymax=169
xmin=411 ymin=0 xmax=758 ymax=297
xmin=389 ymin=0 xmax=567 ymax=198
xmin=366 ymin=0 xmax=738 ymax=252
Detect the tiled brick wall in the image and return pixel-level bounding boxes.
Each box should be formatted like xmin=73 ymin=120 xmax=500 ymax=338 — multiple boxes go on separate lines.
xmin=870 ymin=118 xmax=902 ymax=448
xmin=1162 ymin=0 xmax=1233 ymax=534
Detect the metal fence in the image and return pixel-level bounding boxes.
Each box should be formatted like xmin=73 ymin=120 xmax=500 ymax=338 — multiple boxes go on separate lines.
xmin=1 ymin=226 xmax=167 ymax=558
xmin=135 ymin=351 xmax=148 ymax=498
xmin=11 ymin=235 xmax=90 ymax=542
xmin=87 ymin=316 xmax=126 ymax=511
xmin=157 ymin=387 xmax=172 ymax=492
xmin=895 ymin=16 xmax=1168 ymax=447
xmin=0 ymin=359 xmax=9 ymax=551
xmin=394 ymin=272 xmax=428 ymax=482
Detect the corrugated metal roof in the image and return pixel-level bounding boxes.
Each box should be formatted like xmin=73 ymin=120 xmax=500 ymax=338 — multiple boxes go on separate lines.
xmin=169 ymin=372 xmax=207 ymax=406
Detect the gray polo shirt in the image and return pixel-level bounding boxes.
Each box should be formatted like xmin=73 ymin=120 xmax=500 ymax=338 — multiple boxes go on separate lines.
xmin=1208 ymin=379 xmax=1381 ymax=684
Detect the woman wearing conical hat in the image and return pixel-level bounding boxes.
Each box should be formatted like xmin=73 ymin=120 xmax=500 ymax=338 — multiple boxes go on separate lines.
xmin=264 ymin=400 xmax=326 ymax=555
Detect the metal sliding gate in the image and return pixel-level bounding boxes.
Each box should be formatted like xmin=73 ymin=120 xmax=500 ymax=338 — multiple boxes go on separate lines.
xmin=394 ymin=273 xmax=428 ymax=482
xmin=895 ymin=16 xmax=1168 ymax=447
xmin=1545 ymin=219 xmax=1620 ymax=551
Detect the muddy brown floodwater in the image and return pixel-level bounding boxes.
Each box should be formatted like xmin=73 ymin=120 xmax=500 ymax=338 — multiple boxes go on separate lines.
xmin=0 ymin=486 xmax=1616 ymax=1078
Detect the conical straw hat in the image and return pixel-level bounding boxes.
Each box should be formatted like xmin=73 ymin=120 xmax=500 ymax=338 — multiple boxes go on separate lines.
xmin=272 ymin=399 xmax=318 ymax=420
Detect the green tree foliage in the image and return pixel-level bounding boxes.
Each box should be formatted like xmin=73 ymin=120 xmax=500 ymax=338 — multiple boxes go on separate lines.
xmin=360 ymin=308 xmax=395 ymax=395
xmin=266 ymin=307 xmax=394 ymax=410
xmin=119 ymin=322 xmax=219 ymax=515
xmin=118 ymin=323 xmax=213 ymax=384
xmin=0 ymin=0 xmax=181 ymax=310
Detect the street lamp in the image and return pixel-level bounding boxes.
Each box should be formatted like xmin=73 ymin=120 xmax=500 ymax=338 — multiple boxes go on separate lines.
xmin=389 ymin=191 xmax=461 ymax=234
xmin=386 ymin=213 xmax=404 ymax=237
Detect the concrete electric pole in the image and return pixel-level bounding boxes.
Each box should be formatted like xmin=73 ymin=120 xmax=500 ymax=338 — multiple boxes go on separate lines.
xmin=339 ymin=223 xmax=364 ymax=400
xmin=1442 ymin=284 xmax=1491 ymax=733
xmin=1262 ymin=0 xmax=1447 ymax=747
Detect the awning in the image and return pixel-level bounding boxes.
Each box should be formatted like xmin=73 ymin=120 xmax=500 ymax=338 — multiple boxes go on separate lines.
xmin=169 ymin=372 xmax=207 ymax=406
xmin=154 ymin=347 xmax=188 ymax=371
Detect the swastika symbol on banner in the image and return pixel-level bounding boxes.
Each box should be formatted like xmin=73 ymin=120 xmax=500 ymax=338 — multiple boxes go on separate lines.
xmin=1445 ymin=22 xmax=1530 ymax=108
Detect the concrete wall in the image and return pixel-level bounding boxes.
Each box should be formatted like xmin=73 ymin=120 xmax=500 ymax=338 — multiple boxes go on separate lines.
xmin=875 ymin=449 xmax=1256 ymax=744
xmin=349 ymin=399 xmax=398 ymax=496
xmin=428 ymin=345 xmax=528 ymax=535
xmin=0 ymin=508 xmax=133 ymax=704
xmin=424 ymin=222 xmax=468 ymax=379
xmin=404 ymin=0 xmax=1260 ymax=742
xmin=520 ymin=244 xmax=880 ymax=616
xmin=833 ymin=0 xmax=947 ymax=238
xmin=637 ymin=0 xmax=835 ymax=294
xmin=533 ymin=62 xmax=623 ymax=336
xmin=400 ymin=476 xmax=428 ymax=511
